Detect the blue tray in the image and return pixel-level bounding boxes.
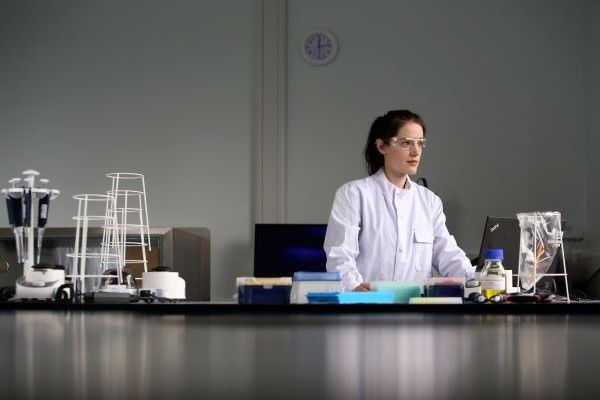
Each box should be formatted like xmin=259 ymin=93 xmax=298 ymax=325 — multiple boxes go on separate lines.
xmin=306 ymin=292 xmax=394 ymax=304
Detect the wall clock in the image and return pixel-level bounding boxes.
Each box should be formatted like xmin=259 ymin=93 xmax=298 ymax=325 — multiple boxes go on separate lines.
xmin=300 ymin=29 xmax=339 ymax=66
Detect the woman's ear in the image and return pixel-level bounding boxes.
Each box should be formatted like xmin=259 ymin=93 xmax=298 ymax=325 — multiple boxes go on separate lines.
xmin=375 ymin=138 xmax=387 ymax=155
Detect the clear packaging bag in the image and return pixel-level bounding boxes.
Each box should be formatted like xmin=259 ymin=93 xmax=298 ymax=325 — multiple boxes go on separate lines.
xmin=517 ymin=211 xmax=562 ymax=291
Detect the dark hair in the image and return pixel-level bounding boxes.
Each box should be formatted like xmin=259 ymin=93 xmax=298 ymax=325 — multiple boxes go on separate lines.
xmin=364 ymin=109 xmax=426 ymax=175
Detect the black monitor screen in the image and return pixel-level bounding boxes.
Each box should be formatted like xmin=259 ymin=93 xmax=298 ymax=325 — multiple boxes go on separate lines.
xmin=254 ymin=224 xmax=327 ymax=277
xmin=477 ymin=217 xmax=521 ymax=271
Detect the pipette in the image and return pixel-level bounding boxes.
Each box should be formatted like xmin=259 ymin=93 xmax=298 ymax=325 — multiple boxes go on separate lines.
xmin=22 ymin=186 xmax=32 ymax=264
xmin=37 ymin=191 xmax=50 ymax=264
xmin=21 ymin=172 xmax=38 ymax=265
xmin=4 ymin=178 xmax=24 ymax=262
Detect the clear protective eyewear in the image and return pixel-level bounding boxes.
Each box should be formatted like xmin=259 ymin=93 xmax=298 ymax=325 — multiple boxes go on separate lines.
xmin=388 ymin=137 xmax=427 ymax=150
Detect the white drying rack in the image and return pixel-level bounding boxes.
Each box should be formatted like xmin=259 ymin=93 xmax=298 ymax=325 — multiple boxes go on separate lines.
xmin=68 ymin=172 xmax=151 ymax=294
xmin=67 ymin=194 xmax=120 ymax=294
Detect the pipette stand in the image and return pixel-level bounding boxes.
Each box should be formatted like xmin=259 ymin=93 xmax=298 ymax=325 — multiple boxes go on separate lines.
xmin=2 ymin=170 xmax=63 ymax=300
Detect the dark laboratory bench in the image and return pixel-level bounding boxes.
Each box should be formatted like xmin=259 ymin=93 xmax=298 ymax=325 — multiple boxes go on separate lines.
xmin=2 ymin=300 xmax=600 ymax=314
xmin=2 ymin=301 xmax=600 ymax=400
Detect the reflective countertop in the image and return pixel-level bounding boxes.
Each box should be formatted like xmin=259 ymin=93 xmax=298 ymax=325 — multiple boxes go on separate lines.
xmin=1 ymin=308 xmax=599 ymax=399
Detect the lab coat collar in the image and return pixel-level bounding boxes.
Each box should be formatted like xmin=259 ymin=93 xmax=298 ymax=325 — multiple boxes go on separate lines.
xmin=373 ymin=168 xmax=413 ymax=197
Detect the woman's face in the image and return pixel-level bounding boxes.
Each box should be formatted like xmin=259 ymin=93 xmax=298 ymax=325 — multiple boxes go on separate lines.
xmin=376 ymin=121 xmax=425 ymax=177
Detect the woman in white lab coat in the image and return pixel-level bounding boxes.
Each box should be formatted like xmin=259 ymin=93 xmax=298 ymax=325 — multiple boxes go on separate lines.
xmin=324 ymin=110 xmax=475 ymax=291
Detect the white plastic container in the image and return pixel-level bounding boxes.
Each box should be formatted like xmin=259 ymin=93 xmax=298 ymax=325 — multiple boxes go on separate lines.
xmin=142 ymin=270 xmax=186 ymax=299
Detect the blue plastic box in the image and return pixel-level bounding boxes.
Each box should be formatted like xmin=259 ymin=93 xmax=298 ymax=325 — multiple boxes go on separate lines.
xmin=370 ymin=282 xmax=422 ymax=304
xmin=306 ymin=292 xmax=394 ymax=304
xmin=425 ymin=284 xmax=464 ymax=298
xmin=238 ymin=285 xmax=291 ymax=304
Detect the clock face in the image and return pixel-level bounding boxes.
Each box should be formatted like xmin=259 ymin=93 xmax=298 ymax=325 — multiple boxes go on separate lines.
xmin=301 ymin=30 xmax=338 ymax=65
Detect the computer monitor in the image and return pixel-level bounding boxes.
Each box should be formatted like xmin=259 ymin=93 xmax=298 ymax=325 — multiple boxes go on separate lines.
xmin=253 ymin=224 xmax=327 ymax=277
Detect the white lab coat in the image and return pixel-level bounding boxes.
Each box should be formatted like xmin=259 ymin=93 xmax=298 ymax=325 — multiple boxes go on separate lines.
xmin=324 ymin=169 xmax=475 ymax=291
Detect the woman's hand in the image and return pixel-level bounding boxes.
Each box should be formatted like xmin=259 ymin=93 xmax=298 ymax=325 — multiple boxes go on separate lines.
xmin=353 ymin=282 xmax=371 ymax=291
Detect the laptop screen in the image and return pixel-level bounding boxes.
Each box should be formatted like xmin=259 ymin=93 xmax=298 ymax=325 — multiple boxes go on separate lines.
xmin=477 ymin=217 xmax=521 ymax=271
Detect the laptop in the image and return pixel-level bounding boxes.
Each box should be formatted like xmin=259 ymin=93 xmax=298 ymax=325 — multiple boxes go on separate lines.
xmin=475 ymin=217 xmax=521 ymax=272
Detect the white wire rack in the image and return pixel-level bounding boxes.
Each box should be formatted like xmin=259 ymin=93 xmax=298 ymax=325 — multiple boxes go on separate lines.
xmin=104 ymin=172 xmax=151 ymax=277
xmin=67 ymin=194 xmax=120 ymax=294
xmin=68 ymin=172 xmax=151 ymax=294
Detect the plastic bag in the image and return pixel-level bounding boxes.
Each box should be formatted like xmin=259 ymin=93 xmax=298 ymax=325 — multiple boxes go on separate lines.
xmin=517 ymin=211 xmax=562 ymax=291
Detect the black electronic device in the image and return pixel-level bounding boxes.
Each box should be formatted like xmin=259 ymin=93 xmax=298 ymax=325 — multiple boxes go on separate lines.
xmin=504 ymin=293 xmax=542 ymax=303
xmin=253 ymin=224 xmax=327 ymax=277
xmin=475 ymin=217 xmax=521 ymax=271
xmin=83 ymin=292 xmax=136 ymax=304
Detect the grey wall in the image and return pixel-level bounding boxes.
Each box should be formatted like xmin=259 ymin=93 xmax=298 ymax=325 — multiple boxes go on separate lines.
xmin=287 ymin=0 xmax=588 ymax=259
xmin=585 ymin=0 xmax=600 ymax=247
xmin=0 ymin=0 xmax=259 ymax=300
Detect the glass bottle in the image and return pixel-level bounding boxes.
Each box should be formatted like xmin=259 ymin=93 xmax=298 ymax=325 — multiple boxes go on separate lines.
xmin=480 ymin=249 xmax=506 ymax=298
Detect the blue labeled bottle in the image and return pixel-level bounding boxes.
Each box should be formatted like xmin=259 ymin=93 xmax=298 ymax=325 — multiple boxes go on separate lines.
xmin=480 ymin=249 xmax=506 ymax=298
